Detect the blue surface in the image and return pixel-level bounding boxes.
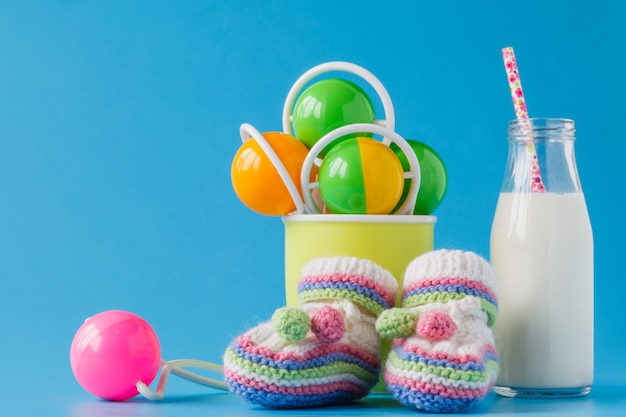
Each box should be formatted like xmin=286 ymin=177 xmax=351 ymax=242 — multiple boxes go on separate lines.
xmin=1 ymin=1 xmax=625 ymax=415
xmin=10 ymin=387 xmax=626 ymax=417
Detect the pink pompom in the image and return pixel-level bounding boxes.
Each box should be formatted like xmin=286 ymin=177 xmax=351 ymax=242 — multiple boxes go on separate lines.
xmin=416 ymin=311 xmax=457 ymax=341
xmin=310 ymin=306 xmax=345 ymax=344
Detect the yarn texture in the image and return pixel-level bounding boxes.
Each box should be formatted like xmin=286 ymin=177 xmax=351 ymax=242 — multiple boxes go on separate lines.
xmin=379 ymin=249 xmax=499 ymax=413
xmin=375 ymin=308 xmax=418 ymax=339
xmin=416 ymin=311 xmax=457 ymax=341
xmin=224 ymin=256 xmax=398 ymax=408
xmin=272 ymin=307 xmax=311 ymax=342
xmin=311 ymin=305 xmax=345 ymax=344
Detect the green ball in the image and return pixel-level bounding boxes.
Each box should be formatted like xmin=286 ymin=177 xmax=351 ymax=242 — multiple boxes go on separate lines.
xmin=390 ymin=139 xmax=447 ymax=215
xmin=318 ymin=137 xmax=404 ymax=215
xmin=292 ymin=78 xmax=375 ymax=151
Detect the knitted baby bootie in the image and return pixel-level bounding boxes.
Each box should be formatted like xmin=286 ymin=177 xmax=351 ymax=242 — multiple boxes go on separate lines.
xmin=223 ymin=256 xmax=398 ymax=408
xmin=376 ymin=249 xmax=499 ymax=413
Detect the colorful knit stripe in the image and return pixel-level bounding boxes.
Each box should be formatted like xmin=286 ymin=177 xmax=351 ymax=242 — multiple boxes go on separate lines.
xmin=385 ymin=354 xmax=499 ymax=389
xmin=481 ymin=298 xmax=498 ymax=327
xmin=225 ymin=377 xmax=368 ymax=401
xmin=226 ymin=377 xmax=367 ymax=398
xmin=384 ymin=355 xmax=499 ymax=413
xmin=384 ymin=383 xmax=482 ymax=413
xmin=224 ymin=367 xmax=371 ymax=392
xmin=403 ymin=290 xmax=466 ymax=307
xmin=224 ymin=336 xmax=379 ymax=409
xmin=403 ymin=285 xmax=497 ymax=307
xmin=393 ymin=345 xmax=486 ymax=372
xmin=298 ymin=282 xmax=391 ymax=311
xmin=391 ymin=340 xmax=499 ymax=367
xmin=402 ymin=281 xmax=498 ymax=306
xmin=298 ymin=281 xmax=391 ymax=308
xmin=225 ymin=378 xmax=369 ymax=409
xmin=385 ymin=371 xmax=492 ymax=398
xmin=385 ymin=349 xmax=492 ymax=384
xmin=404 ymin=278 xmax=497 ymax=304
xmin=229 ymin=338 xmax=379 ymax=374
xmin=235 ymin=336 xmax=380 ymax=368
xmin=224 ymin=348 xmax=379 ymax=384
xmin=482 ymin=348 xmax=499 ymax=364
xmin=300 ymin=273 xmax=396 ymax=307
xmin=299 ymin=272 xmax=395 ymax=307
xmin=402 ymin=291 xmax=498 ymax=327
xmin=299 ymin=288 xmax=389 ymax=316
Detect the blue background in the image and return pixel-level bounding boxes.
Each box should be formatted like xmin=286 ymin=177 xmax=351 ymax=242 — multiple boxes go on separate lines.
xmin=1 ymin=1 xmax=624 ymax=415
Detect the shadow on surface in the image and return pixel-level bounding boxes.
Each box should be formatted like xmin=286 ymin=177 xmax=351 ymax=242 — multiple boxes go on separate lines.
xmin=69 ymin=393 xmax=230 ymax=417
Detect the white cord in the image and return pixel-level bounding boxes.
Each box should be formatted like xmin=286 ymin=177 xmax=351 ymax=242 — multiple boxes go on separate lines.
xmin=137 ymin=358 xmax=228 ymax=401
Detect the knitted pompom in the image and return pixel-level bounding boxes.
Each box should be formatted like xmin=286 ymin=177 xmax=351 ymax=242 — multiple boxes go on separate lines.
xmin=376 ymin=308 xmax=419 ymax=339
xmin=310 ymin=305 xmax=345 ymax=344
xmin=271 ymin=307 xmax=310 ymax=342
xmin=415 ymin=311 xmax=457 ymax=341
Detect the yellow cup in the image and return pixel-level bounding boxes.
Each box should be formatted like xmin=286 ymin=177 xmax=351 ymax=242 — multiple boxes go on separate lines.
xmin=283 ymin=214 xmax=436 ymax=307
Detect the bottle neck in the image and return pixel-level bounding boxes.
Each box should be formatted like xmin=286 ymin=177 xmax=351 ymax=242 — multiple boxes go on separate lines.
xmin=502 ymin=118 xmax=582 ymax=193
xmin=507 ymin=118 xmax=575 ymax=142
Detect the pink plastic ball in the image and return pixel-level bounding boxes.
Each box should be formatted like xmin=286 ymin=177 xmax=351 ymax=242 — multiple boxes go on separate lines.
xmin=70 ymin=310 xmax=162 ymax=401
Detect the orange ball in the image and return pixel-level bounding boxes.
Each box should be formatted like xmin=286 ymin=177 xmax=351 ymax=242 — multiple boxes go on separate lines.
xmin=231 ymin=132 xmax=313 ymax=216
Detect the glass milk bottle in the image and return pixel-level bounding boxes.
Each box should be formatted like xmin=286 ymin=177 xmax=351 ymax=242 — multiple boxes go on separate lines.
xmin=490 ymin=118 xmax=593 ymax=398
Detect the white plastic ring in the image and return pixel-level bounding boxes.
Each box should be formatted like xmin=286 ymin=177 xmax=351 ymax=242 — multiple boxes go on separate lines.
xmin=282 ymin=61 xmax=395 ymax=143
xmin=239 ymin=123 xmax=306 ymax=215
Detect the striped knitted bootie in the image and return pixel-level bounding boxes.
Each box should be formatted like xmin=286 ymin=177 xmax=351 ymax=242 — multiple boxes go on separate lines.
xmin=376 ymin=249 xmax=499 ymax=413
xmin=223 ymin=256 xmax=398 ymax=408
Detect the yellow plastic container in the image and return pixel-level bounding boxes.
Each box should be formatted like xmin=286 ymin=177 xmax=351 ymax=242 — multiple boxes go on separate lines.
xmin=283 ymin=214 xmax=436 ymax=307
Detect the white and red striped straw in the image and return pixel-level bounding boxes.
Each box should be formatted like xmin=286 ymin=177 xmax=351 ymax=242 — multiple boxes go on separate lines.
xmin=502 ymin=47 xmax=546 ymax=193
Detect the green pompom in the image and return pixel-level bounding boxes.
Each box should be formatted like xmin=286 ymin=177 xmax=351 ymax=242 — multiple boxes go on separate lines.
xmin=272 ymin=307 xmax=311 ymax=342
xmin=376 ymin=308 xmax=419 ymax=339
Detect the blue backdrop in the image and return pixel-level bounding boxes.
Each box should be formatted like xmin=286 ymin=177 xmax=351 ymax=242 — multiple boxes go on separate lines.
xmin=1 ymin=1 xmax=624 ymax=415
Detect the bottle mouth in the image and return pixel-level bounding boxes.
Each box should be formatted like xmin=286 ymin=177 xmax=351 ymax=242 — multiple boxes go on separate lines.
xmin=507 ymin=118 xmax=575 ymax=141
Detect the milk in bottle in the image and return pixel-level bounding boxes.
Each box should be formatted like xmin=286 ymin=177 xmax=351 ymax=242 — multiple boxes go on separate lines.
xmin=490 ymin=118 xmax=593 ymax=398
